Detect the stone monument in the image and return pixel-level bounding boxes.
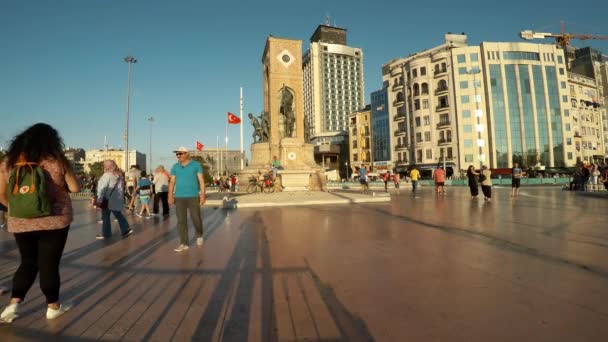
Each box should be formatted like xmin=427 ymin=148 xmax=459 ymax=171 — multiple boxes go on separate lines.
xmin=241 ymin=36 xmax=325 ymax=191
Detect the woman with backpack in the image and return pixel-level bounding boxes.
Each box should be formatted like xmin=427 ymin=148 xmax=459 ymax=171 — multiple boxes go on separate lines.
xmin=0 ymin=123 xmax=81 ymax=322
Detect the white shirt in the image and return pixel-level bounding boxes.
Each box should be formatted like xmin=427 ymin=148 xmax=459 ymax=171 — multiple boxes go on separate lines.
xmin=153 ymin=171 xmax=170 ymax=192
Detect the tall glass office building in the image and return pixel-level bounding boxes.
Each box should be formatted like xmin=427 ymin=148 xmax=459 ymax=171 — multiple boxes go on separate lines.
xmin=371 ymin=87 xmax=391 ymax=164
xmin=481 ymin=42 xmax=574 ymax=168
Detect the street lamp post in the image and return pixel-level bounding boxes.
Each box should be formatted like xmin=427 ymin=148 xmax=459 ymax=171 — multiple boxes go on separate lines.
xmin=345 ymin=161 xmax=350 ymax=180
xmin=147 ymin=116 xmax=154 ymax=174
xmin=123 ymin=55 xmax=137 ymax=171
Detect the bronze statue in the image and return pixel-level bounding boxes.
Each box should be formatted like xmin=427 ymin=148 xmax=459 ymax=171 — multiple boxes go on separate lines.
xmin=248 ymin=112 xmax=263 ymax=143
xmin=280 ymin=86 xmax=295 ymax=138
xmin=261 ymin=111 xmax=270 ymax=142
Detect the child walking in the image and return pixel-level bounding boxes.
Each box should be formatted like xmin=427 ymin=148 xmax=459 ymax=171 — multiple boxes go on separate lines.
xmin=136 ymin=171 xmax=154 ymax=218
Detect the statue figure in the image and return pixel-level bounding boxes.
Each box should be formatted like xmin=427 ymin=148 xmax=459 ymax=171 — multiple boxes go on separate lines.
xmin=261 ymin=111 xmax=270 ymax=142
xmin=248 ymin=113 xmax=263 ymax=143
xmin=280 ymin=87 xmax=295 ymax=138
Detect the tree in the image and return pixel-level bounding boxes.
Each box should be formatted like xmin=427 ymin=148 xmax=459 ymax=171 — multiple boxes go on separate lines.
xmin=0 ymin=150 xmax=5 ymax=161
xmin=88 ymin=161 xmax=104 ymax=179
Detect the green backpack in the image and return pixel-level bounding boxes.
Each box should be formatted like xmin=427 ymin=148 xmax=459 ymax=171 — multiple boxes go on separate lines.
xmin=8 ymin=162 xmax=52 ymax=218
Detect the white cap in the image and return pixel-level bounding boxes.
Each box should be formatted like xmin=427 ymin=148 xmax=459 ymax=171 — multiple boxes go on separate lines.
xmin=173 ymin=146 xmax=188 ymax=153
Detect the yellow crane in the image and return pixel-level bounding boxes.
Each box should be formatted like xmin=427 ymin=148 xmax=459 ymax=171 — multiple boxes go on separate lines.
xmin=520 ymin=22 xmax=608 ymax=47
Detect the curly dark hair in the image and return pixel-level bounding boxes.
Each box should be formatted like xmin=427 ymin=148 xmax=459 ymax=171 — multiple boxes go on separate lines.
xmin=6 ymin=123 xmax=66 ymax=167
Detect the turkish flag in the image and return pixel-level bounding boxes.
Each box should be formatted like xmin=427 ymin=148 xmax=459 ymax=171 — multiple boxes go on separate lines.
xmin=227 ymin=112 xmax=241 ymax=124
xmin=196 ymin=141 xmax=204 ymax=151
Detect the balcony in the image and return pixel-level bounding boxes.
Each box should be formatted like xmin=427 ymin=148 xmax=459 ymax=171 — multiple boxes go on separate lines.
xmin=393 ymin=99 xmax=405 ymax=106
xmin=436 ymin=104 xmax=450 ymax=111
xmin=392 ymin=83 xmax=404 ymax=91
xmin=434 ymin=69 xmax=448 ymax=77
xmin=437 ymin=139 xmax=453 ymax=145
xmin=393 ymin=114 xmax=406 ymax=121
xmin=436 ymin=120 xmax=451 ymax=128
xmin=394 ymin=129 xmax=406 ymax=137
xmin=435 ymin=87 xmax=448 ymax=95
xmin=396 ymin=160 xmax=409 ymax=166
xmin=394 ymin=144 xmax=408 ymax=151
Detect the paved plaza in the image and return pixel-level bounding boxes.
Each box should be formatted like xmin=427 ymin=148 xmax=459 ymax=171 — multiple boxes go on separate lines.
xmin=0 ymin=187 xmax=607 ymax=341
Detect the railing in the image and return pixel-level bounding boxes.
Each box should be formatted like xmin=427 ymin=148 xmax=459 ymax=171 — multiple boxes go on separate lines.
xmin=434 ymin=69 xmax=448 ymax=76
xmin=394 ymin=144 xmax=408 ymax=151
xmin=394 ymin=130 xmax=406 ymax=136
xmin=436 ymin=104 xmax=450 ymax=111
xmin=436 ymin=121 xmax=451 ymax=128
xmin=435 ymin=87 xmax=448 ymax=95
xmin=437 ymin=139 xmax=452 ymax=145
xmin=393 ymin=114 xmax=406 ymax=121
xmin=393 ymin=99 xmax=405 ymax=106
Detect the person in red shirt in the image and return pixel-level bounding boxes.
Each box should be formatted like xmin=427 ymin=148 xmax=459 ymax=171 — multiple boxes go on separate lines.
xmin=383 ymin=171 xmax=391 ymax=192
xmin=434 ymin=166 xmax=446 ymax=194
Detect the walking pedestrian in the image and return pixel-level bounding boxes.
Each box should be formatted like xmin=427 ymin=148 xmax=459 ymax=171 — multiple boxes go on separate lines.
xmin=135 ymin=171 xmax=154 ymax=218
xmin=466 ymin=165 xmax=479 ymax=199
xmin=153 ymin=165 xmax=170 ymax=216
xmin=393 ymin=173 xmax=400 ymax=194
xmin=0 ymin=123 xmax=81 ymax=322
xmin=383 ymin=171 xmax=391 ymax=192
xmin=410 ymin=166 xmax=420 ymax=197
xmin=125 ymin=165 xmax=140 ymax=211
xmin=434 ymin=166 xmax=446 ymax=194
xmin=480 ymin=165 xmax=492 ymax=201
xmin=169 ymin=147 xmax=206 ymax=252
xmin=358 ymin=165 xmax=369 ymax=193
xmin=511 ymin=162 xmax=523 ymax=197
xmin=96 ymin=160 xmax=133 ymax=239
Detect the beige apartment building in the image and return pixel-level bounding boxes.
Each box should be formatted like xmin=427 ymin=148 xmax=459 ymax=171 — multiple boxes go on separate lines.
xmin=567 ymin=72 xmax=604 ymax=163
xmin=383 ymin=36 xmax=577 ymax=176
xmin=83 ymin=149 xmax=146 ymax=173
xmin=383 ymin=33 xmax=488 ymax=176
xmin=347 ymin=105 xmax=373 ymax=173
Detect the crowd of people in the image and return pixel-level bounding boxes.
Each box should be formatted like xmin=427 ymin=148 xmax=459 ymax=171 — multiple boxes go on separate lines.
xmin=0 ymin=124 xmax=209 ymax=323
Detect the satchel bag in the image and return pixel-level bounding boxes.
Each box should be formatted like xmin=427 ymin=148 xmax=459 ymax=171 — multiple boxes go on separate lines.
xmin=96 ymin=180 xmax=118 ymax=209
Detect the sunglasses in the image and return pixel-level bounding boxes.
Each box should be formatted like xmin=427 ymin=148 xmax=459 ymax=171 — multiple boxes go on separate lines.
xmin=175 ymin=152 xmax=185 ymax=156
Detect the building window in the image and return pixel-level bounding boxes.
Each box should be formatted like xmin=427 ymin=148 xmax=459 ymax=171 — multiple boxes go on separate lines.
xmin=465 ymin=154 xmax=473 ymax=162
xmin=565 ymin=123 xmax=571 ymax=131
xmin=557 ymin=55 xmax=563 ymax=64
xmin=564 ymin=109 xmax=569 ymax=117
xmin=424 ymin=116 xmax=430 ymax=125
xmin=457 ymin=54 xmax=466 ymax=63
xmin=458 ymin=67 xmax=467 ymax=75
xmin=460 ymin=81 xmax=468 ymax=89
xmin=464 ymin=139 xmax=473 ymax=148
xmin=461 ymin=95 xmax=470 ymax=103
xmin=415 ymin=117 xmax=421 ymax=127
xmin=422 ymin=99 xmax=429 ymax=109
xmin=420 ymin=67 xmax=426 ymax=76
xmin=567 ymin=152 xmax=573 ymax=160
xmin=464 ymin=125 xmax=473 ymax=133
xmin=566 ymin=138 xmax=572 ymax=145
xmin=560 ymin=81 xmax=566 ymax=89
xmin=412 ymin=69 xmax=418 ymax=78
xmin=416 ymin=133 xmax=422 ymax=142
xmin=462 ymin=110 xmax=471 ymax=118
xmin=559 ymin=68 xmax=565 ymax=75
xmin=424 ymin=132 xmax=431 ymax=141
xmin=470 ymin=53 xmax=479 ymax=62
xmin=426 ymin=149 xmax=433 ymax=159
xmin=562 ymin=95 xmax=568 ymax=103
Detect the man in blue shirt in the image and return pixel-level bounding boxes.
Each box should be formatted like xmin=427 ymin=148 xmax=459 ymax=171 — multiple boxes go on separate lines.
xmin=511 ymin=162 xmax=523 ymax=198
xmin=169 ymin=147 xmax=206 ymax=252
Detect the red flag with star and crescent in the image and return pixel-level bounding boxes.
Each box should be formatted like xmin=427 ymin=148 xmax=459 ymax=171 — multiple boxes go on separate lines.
xmin=227 ymin=112 xmax=241 ymax=124
xmin=196 ymin=141 xmax=204 ymax=151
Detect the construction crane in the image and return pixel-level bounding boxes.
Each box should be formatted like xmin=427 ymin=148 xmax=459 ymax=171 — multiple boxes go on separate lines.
xmin=520 ymin=22 xmax=608 ymax=47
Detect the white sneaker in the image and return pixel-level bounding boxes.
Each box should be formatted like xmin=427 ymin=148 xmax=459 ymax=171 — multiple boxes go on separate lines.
xmin=196 ymin=237 xmax=204 ymax=246
xmin=46 ymin=303 xmax=71 ymax=319
xmin=1 ymin=303 xmax=19 ymax=323
xmin=174 ymin=244 xmax=189 ymax=252
xmin=136 ymin=213 xmax=143 ymax=218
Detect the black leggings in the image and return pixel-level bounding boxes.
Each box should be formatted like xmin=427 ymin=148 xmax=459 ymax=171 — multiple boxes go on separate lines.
xmin=12 ymin=226 xmax=69 ymax=304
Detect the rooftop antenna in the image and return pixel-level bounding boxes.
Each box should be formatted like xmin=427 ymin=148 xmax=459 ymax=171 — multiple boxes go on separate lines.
xmin=326 ymin=15 xmax=330 ymax=26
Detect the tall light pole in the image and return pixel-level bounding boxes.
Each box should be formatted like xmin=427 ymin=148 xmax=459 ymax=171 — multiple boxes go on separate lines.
xmin=468 ymin=68 xmax=485 ymax=169
xmin=147 ymin=116 xmax=154 ymax=174
xmin=123 ymin=55 xmax=137 ymax=171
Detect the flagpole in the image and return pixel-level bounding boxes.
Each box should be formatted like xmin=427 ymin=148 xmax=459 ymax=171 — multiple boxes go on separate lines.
xmin=225 ymin=119 xmax=228 ymax=176
xmin=240 ymin=87 xmax=244 ymax=170
xmin=217 ymin=136 xmax=221 ymax=177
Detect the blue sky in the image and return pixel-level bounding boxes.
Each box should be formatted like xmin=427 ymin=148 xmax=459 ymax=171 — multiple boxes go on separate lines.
xmin=2 ymin=0 xmax=607 ymax=168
